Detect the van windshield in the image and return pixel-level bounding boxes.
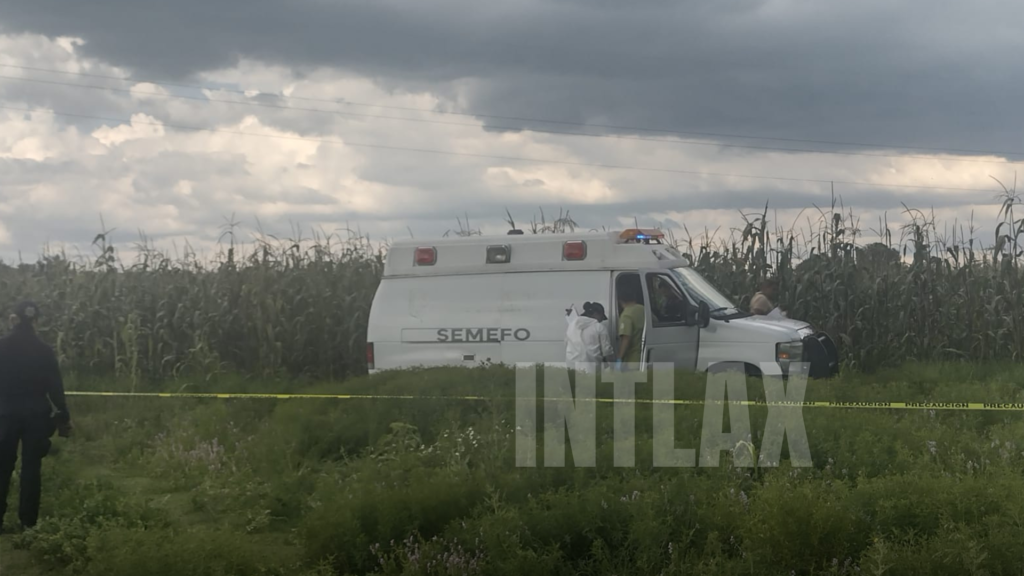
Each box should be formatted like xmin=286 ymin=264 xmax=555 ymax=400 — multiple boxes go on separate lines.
xmin=671 ymin=267 xmax=745 ymax=317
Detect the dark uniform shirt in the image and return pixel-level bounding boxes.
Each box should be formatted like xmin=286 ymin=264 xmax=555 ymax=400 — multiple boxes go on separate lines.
xmin=0 ymin=326 xmax=69 ymax=424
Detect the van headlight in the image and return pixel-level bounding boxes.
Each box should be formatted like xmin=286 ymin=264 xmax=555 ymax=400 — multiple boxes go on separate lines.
xmin=776 ymin=341 xmax=804 ymax=372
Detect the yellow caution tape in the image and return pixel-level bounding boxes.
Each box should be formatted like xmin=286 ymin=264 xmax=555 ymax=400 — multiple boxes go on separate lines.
xmin=62 ymin=391 xmax=1024 ymax=411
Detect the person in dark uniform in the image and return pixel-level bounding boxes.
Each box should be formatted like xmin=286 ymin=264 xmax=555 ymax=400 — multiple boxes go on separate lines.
xmin=0 ymin=301 xmax=71 ymax=533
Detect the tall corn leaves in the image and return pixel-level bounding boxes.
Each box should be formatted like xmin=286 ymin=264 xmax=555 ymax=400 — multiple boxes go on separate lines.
xmin=680 ymin=197 xmax=1024 ymax=370
xmin=0 ymin=230 xmax=383 ymax=381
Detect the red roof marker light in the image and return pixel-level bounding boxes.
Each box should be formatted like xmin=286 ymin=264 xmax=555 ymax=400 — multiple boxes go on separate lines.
xmin=563 ymin=240 xmax=587 ymax=261
xmin=414 ymin=247 xmax=437 ymax=266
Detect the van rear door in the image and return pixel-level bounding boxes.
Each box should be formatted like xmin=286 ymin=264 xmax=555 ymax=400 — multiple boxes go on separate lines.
xmin=638 ymin=269 xmax=699 ymax=370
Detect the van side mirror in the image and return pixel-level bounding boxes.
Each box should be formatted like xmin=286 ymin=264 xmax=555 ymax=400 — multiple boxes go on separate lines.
xmin=697 ymin=301 xmax=711 ymax=328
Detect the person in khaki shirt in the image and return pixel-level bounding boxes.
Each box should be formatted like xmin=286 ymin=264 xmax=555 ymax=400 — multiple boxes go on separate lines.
xmin=749 ymin=278 xmax=779 ymax=315
xmin=616 ymin=285 xmax=645 ymax=368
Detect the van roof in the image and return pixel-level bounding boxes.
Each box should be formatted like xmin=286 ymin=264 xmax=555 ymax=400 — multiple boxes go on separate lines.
xmin=384 ymin=230 xmax=692 ymax=278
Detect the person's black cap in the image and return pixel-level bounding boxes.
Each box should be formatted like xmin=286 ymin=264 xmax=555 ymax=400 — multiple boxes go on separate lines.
xmin=583 ymin=302 xmax=606 ymax=316
xmin=13 ymin=301 xmax=40 ymax=322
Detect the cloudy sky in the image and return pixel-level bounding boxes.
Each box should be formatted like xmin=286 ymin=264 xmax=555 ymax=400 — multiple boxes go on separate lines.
xmin=1 ymin=1 xmax=1021 ymax=262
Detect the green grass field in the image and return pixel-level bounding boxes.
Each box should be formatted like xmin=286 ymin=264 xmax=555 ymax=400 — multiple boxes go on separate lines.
xmin=4 ymin=363 xmax=1024 ymax=575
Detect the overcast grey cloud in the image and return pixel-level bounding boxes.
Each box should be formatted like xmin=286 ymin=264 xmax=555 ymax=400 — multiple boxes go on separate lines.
xmin=0 ymin=1 xmax=1020 ymax=260
xmin=5 ymin=0 xmax=1024 ymax=152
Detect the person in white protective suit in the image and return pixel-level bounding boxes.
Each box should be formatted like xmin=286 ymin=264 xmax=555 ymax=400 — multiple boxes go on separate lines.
xmin=564 ymin=302 xmax=615 ymax=371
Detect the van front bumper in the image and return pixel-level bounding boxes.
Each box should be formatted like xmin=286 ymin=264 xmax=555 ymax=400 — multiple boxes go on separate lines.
xmin=803 ymin=332 xmax=840 ymax=379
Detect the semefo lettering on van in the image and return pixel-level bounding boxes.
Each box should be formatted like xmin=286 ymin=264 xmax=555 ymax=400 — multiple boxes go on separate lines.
xmin=437 ymin=328 xmax=531 ymax=342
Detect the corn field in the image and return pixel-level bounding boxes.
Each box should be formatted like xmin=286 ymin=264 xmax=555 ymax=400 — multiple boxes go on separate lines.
xmin=1 ymin=193 xmax=1023 ymax=381
xmin=0 ymin=226 xmax=385 ymax=384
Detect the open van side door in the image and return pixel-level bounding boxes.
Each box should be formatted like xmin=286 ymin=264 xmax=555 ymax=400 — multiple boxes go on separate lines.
xmin=638 ymin=269 xmax=700 ymax=371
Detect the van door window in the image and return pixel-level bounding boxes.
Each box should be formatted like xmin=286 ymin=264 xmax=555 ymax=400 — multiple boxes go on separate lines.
xmin=614 ymin=273 xmax=644 ymax=311
xmin=645 ymin=273 xmax=690 ymax=326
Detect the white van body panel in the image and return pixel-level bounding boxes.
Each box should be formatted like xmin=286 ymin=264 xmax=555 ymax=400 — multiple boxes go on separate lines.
xmin=368 ymin=275 xmax=501 ymax=370
xmin=367 ymin=271 xmax=611 ymax=370
xmin=498 ymin=271 xmax=612 ymax=365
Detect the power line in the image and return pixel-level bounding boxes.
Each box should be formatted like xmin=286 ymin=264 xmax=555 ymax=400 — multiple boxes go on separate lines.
xmin=2 ymin=63 xmax=1021 ymax=161
xmin=0 ymin=104 xmax=1004 ymax=195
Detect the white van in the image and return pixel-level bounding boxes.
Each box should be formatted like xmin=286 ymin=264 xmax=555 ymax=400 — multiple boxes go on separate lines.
xmin=366 ymin=229 xmax=839 ymax=378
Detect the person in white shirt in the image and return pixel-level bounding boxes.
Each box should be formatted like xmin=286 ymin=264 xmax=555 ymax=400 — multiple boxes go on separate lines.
xmin=565 ymin=302 xmax=615 ymax=371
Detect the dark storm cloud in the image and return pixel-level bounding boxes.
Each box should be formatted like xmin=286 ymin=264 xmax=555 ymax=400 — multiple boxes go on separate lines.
xmin=5 ymin=0 xmax=1024 ymax=156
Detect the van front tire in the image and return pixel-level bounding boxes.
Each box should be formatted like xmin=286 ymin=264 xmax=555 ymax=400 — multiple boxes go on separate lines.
xmin=705 ymin=362 xmax=762 ymax=379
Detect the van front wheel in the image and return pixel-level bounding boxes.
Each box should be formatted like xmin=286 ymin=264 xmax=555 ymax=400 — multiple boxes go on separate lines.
xmin=705 ymin=362 xmax=762 ymax=379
